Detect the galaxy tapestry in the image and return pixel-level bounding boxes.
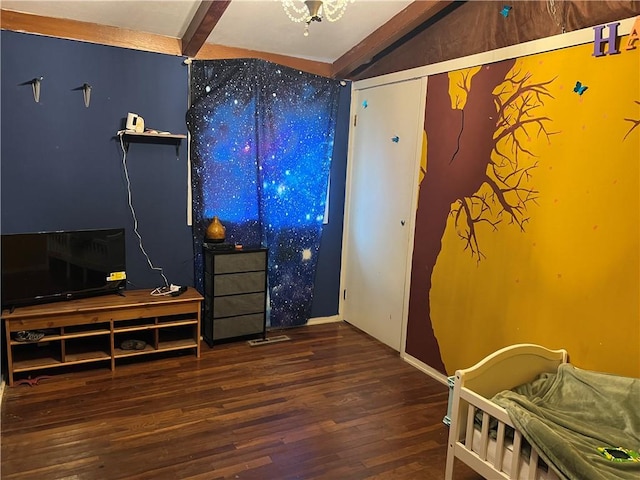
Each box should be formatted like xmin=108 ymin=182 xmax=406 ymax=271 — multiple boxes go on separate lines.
xmin=187 ymin=59 xmax=340 ymax=328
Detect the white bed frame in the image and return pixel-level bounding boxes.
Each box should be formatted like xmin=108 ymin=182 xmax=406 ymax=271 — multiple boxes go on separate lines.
xmin=445 ymin=344 xmax=569 ymax=480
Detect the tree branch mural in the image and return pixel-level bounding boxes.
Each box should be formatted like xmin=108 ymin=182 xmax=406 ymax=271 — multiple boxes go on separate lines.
xmin=623 ymin=100 xmax=640 ymax=141
xmin=405 ymin=59 xmax=557 ymax=371
xmin=456 ymin=67 xmax=558 ymax=262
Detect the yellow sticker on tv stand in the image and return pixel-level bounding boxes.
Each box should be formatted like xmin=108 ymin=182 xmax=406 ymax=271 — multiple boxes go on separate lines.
xmin=107 ymin=271 xmax=126 ymax=281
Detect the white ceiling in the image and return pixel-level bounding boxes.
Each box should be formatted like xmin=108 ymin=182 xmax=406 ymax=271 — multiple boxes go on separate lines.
xmin=1 ymin=0 xmax=414 ymax=63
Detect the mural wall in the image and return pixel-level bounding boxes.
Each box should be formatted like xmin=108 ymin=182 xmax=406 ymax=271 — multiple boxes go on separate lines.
xmin=406 ymin=28 xmax=639 ymax=378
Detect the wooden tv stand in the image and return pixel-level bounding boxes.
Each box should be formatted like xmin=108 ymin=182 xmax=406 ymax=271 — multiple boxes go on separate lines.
xmin=2 ymin=289 xmax=203 ymax=386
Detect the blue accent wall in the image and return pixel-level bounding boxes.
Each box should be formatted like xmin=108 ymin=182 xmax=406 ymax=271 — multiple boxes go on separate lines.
xmin=1 ymin=31 xmax=195 ymax=290
xmin=0 ymin=31 xmax=348 ymax=318
xmin=310 ymin=84 xmax=350 ymax=318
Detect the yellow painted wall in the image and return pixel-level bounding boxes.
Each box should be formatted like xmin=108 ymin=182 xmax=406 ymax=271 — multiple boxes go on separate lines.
xmin=431 ymin=39 xmax=640 ymax=377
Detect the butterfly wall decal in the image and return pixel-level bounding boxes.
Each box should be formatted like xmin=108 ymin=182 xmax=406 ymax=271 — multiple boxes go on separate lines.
xmin=500 ymin=5 xmax=512 ymax=17
xmin=573 ymin=81 xmax=588 ymax=95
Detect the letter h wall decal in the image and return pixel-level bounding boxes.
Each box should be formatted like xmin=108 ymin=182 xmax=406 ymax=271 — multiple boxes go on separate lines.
xmin=593 ymin=22 xmax=621 ymax=57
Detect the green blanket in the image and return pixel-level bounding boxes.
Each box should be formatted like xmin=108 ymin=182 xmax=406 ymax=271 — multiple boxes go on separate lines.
xmin=492 ymin=364 xmax=640 ymax=480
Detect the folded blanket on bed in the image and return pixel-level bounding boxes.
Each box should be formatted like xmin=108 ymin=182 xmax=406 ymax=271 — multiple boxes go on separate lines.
xmin=492 ymin=364 xmax=640 ymax=480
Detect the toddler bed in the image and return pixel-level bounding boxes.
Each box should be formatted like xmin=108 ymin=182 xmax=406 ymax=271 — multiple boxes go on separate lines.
xmin=444 ymin=344 xmax=640 ymax=480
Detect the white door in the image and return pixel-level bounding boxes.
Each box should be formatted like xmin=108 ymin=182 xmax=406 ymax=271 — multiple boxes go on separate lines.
xmin=341 ymin=77 xmax=426 ymax=351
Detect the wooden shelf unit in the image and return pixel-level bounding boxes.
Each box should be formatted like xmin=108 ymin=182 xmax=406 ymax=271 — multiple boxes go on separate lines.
xmin=2 ymin=289 xmax=203 ymax=386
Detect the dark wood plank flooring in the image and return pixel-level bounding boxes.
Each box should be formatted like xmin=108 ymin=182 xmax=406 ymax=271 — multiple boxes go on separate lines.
xmin=1 ymin=322 xmax=482 ymax=479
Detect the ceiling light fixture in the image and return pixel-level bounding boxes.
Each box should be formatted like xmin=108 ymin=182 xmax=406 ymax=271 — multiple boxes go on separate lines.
xmin=282 ymin=0 xmax=354 ymax=36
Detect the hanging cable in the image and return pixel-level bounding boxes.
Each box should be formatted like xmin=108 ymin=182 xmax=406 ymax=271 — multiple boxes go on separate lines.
xmin=118 ymin=134 xmax=169 ymax=287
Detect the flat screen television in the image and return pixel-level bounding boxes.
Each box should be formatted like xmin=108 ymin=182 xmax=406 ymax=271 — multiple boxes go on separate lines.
xmin=1 ymin=228 xmax=126 ymax=310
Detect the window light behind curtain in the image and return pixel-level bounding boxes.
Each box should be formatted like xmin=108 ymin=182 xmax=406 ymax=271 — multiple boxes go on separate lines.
xmin=187 ymin=59 xmax=340 ymax=328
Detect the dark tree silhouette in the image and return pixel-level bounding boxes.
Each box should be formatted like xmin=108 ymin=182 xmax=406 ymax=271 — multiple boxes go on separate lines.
xmin=405 ymin=59 xmax=557 ymax=372
xmin=623 ymin=100 xmax=640 ymax=141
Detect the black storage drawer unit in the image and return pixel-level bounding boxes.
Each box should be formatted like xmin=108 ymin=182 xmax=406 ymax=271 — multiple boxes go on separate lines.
xmin=203 ymin=246 xmax=268 ymax=346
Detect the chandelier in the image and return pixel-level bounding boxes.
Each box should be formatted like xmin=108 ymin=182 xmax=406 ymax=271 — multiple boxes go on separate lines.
xmin=282 ymin=0 xmax=354 ymax=36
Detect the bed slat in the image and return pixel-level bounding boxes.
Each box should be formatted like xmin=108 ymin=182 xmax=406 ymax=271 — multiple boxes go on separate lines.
xmin=528 ymin=448 xmax=539 ymax=480
xmin=511 ymin=429 xmax=523 ymax=477
xmin=479 ymin=411 xmax=490 ymax=460
xmin=494 ymin=420 xmax=506 ymax=472
xmin=465 ymin=404 xmax=475 ymax=449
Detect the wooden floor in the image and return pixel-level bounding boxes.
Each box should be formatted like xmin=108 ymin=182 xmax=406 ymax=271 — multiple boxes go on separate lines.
xmin=1 ymin=322 xmax=482 ymax=480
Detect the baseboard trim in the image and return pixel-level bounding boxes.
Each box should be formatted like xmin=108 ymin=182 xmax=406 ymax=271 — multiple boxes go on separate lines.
xmin=402 ymin=352 xmax=448 ymax=386
xmin=306 ymin=315 xmax=342 ymax=326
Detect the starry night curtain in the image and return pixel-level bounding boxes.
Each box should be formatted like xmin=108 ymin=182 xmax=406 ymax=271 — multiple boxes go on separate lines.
xmin=186 ymin=59 xmax=340 ymax=328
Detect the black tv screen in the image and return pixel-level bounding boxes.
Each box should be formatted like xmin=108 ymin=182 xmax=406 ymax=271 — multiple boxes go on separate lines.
xmin=1 ymin=228 xmax=126 ymax=309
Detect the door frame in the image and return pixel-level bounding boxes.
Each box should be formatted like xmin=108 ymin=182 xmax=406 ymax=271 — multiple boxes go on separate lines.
xmin=339 ymin=75 xmax=427 ymax=357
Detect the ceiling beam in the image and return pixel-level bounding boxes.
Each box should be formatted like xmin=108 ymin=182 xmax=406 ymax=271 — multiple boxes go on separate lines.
xmin=331 ymin=0 xmax=454 ymax=79
xmin=0 ymin=9 xmax=182 ymax=55
xmin=181 ymin=0 xmax=231 ymax=58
